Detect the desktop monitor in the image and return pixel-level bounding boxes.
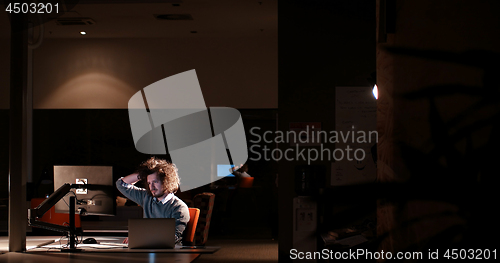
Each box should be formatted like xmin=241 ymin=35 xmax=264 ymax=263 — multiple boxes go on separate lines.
xmin=53 ymin=166 xmax=115 ymax=216
xmin=217 ymin=164 xmax=235 ymax=177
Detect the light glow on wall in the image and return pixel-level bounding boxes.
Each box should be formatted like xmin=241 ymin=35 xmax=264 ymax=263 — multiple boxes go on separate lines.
xmin=372 ymin=84 xmax=378 ymax=100
xmin=38 ymin=72 xmax=135 ymax=108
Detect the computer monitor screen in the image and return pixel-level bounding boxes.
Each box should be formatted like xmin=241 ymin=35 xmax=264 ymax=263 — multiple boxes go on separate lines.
xmin=217 ymin=164 xmax=235 ymax=177
xmin=53 ymin=166 xmax=115 ymax=216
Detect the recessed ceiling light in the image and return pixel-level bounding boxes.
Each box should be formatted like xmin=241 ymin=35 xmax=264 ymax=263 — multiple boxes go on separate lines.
xmin=80 ymin=31 xmax=86 ymax=35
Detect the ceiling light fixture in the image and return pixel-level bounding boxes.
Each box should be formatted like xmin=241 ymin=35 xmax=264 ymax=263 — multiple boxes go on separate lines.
xmin=80 ymin=31 xmax=86 ymax=35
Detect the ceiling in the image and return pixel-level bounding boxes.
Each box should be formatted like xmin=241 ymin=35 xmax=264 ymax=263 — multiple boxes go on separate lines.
xmin=0 ymin=0 xmax=277 ymax=39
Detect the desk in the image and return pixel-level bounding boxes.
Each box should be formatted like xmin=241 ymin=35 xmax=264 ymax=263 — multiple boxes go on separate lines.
xmin=27 ymin=237 xmax=219 ymax=253
xmin=27 ymin=243 xmax=220 ymax=254
xmin=0 ymin=236 xmax=219 ymax=263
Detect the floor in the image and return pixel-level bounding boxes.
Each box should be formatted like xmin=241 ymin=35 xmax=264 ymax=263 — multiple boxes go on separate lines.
xmin=0 ymin=250 xmax=199 ymax=263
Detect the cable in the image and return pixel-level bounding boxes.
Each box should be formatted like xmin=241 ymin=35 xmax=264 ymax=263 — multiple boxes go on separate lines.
xmin=62 ymin=191 xmax=81 ymax=208
xmin=88 ymin=194 xmax=107 ymax=200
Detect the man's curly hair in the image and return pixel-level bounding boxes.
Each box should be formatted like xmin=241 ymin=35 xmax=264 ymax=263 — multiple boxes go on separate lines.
xmin=137 ymin=157 xmax=180 ymax=195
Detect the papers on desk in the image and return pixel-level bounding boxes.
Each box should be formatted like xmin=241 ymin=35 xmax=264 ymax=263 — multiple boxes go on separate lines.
xmin=99 ymin=242 xmax=129 ymax=247
xmin=36 ymin=243 xmax=128 ymax=249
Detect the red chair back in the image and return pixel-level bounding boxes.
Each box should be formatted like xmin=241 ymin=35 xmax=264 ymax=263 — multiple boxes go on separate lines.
xmin=239 ymin=177 xmax=254 ymax=188
xmin=193 ymin=192 xmax=215 ymax=246
xmin=184 ymin=208 xmax=200 ymax=244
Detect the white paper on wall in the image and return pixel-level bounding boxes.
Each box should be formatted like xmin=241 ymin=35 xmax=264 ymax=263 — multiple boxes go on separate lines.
xmin=332 ymin=86 xmax=377 ymax=186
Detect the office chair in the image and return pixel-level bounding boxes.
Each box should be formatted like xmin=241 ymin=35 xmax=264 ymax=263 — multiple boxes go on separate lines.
xmin=193 ymin=192 xmax=215 ymax=246
xmin=238 ymin=177 xmax=254 ymax=188
xmin=183 ymin=207 xmax=200 ymax=245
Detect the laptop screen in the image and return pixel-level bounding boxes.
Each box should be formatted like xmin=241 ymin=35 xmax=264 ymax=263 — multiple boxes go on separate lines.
xmin=128 ymin=218 xmax=176 ymax=249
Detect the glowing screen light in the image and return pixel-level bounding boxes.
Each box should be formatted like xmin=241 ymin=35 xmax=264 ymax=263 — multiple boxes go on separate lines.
xmin=372 ymin=84 xmax=378 ymax=100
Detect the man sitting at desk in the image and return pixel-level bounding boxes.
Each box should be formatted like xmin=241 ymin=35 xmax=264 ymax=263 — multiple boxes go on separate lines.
xmin=116 ymin=157 xmax=190 ymax=245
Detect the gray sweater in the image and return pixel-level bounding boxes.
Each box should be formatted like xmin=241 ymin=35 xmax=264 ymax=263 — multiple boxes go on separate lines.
xmin=116 ymin=178 xmax=190 ymax=244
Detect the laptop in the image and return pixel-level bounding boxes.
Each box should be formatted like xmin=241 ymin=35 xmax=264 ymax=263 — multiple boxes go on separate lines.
xmin=128 ymin=218 xmax=176 ymax=249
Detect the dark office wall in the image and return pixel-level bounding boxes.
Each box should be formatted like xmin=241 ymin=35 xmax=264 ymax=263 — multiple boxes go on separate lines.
xmin=279 ymin=0 xmax=376 ymax=260
xmin=32 ymin=37 xmax=277 ymax=110
xmin=241 ymin=110 xmax=279 ymax=185
xmin=31 ymin=109 xmax=148 ymax=197
xmin=30 ymin=109 xmax=277 ymax=196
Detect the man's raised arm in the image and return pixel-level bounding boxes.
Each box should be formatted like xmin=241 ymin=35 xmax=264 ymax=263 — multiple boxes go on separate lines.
xmin=121 ymin=173 xmax=141 ymax=185
xmin=116 ymin=173 xmax=147 ymax=206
